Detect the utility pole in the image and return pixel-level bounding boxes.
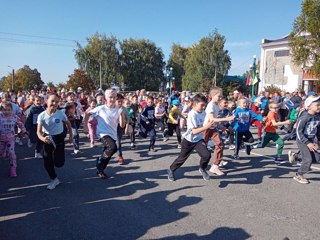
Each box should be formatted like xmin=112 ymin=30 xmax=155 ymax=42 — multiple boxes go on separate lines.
xmin=8 ymin=66 xmax=15 ymax=90
xmin=252 ymin=55 xmax=257 ymax=97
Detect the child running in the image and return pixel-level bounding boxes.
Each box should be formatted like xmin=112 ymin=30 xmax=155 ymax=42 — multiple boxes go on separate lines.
xmin=115 ymin=93 xmax=129 ymax=165
xmin=203 ymin=87 xmax=234 ymax=176
xmin=233 ymin=96 xmax=263 ymax=160
xmin=139 ymin=96 xmax=157 ymax=152
xmin=25 ymin=96 xmax=45 ymax=158
xmin=0 ymin=102 xmax=28 ymax=177
xmin=84 ymin=100 xmax=98 ymax=148
xmin=163 ymin=99 xmax=186 ymax=148
xmin=257 ymin=101 xmax=291 ymax=164
xmin=84 ymin=89 xmax=125 ymax=178
xmin=292 ymin=96 xmax=320 ymax=184
xmin=37 ymin=94 xmax=73 ymax=190
xmin=167 ymin=94 xmax=214 ymax=181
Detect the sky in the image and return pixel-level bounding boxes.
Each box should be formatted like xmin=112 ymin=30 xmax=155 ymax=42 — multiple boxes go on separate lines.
xmin=0 ymin=0 xmax=302 ymax=85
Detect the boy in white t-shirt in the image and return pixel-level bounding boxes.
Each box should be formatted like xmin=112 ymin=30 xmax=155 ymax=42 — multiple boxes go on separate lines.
xmin=85 ymin=89 xmax=125 ymax=178
xmin=167 ymin=94 xmax=214 ymax=181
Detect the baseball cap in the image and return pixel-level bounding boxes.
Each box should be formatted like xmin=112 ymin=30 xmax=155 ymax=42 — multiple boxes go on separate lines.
xmin=304 ymin=95 xmax=320 ymax=109
xmin=172 ymin=99 xmax=180 ymax=105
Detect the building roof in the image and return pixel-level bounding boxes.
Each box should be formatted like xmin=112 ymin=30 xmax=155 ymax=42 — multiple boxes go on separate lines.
xmin=262 ymin=35 xmax=289 ymax=44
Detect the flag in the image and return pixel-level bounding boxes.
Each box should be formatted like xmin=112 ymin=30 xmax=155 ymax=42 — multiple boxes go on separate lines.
xmin=253 ymin=75 xmax=259 ymax=85
xmin=246 ymin=74 xmax=251 ymax=86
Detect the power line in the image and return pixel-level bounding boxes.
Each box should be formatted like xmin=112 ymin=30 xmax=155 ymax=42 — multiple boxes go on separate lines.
xmin=0 ymin=31 xmax=85 ymax=43
xmin=0 ymin=37 xmax=76 ymax=48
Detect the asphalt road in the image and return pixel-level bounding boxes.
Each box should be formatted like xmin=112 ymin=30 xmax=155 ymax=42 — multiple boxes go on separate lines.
xmin=0 ymin=128 xmax=319 ymax=240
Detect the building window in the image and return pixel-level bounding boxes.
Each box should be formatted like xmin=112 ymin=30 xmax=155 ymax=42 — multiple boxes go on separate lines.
xmin=274 ymin=50 xmax=290 ymax=57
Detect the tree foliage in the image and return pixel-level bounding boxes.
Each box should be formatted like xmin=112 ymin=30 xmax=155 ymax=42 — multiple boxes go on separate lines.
xmin=182 ymin=30 xmax=231 ymax=92
xmin=119 ymin=38 xmax=165 ymax=91
xmin=66 ymin=69 xmax=95 ymax=92
xmin=0 ymin=65 xmax=44 ymax=91
xmin=289 ymin=0 xmax=320 ymax=77
xmin=75 ymin=32 xmax=119 ymax=89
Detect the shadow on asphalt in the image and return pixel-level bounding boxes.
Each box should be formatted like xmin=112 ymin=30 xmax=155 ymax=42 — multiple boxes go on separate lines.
xmin=156 ymin=226 xmax=252 ymax=239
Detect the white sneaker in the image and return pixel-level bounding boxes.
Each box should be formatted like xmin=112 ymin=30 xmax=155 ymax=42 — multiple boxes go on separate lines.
xmin=163 ymin=137 xmax=169 ymax=142
xmin=47 ymin=178 xmax=60 ymax=190
xmin=177 ymin=144 xmax=182 ymax=149
xmin=90 ymin=144 xmax=94 ymax=148
xmin=228 ymin=144 xmax=235 ymax=150
xmin=209 ymin=165 xmax=225 ymax=176
xmin=288 ymin=150 xmax=296 ymax=164
xmin=27 ymin=140 xmax=33 ymax=148
xmin=35 ymin=153 xmax=43 ymax=158
xmin=74 ymin=149 xmax=80 ymax=155
xmin=219 ymin=160 xmax=228 ymax=167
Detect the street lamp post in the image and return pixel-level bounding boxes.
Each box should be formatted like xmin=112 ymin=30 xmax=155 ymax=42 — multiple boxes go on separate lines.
xmin=250 ymin=55 xmax=257 ymax=98
xmin=167 ymin=67 xmax=174 ymax=95
xmin=8 ymin=66 xmax=15 ymax=91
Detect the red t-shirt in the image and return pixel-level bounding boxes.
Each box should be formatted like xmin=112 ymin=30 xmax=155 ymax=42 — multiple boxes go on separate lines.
xmin=264 ymin=111 xmax=277 ymax=133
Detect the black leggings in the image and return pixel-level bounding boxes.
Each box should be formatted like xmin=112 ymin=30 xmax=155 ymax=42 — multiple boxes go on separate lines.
xmin=43 ymin=133 xmax=65 ymax=180
xmin=234 ymin=131 xmax=254 ymax=155
xmin=96 ymin=135 xmax=118 ymax=172
xmin=165 ymin=123 xmax=182 ymax=144
xmin=170 ymin=139 xmax=210 ymax=172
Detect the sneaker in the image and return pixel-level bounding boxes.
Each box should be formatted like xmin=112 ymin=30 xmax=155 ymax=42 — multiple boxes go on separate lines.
xmin=293 ymin=173 xmax=309 ymax=184
xmin=149 ymin=147 xmax=157 ymax=152
xmin=10 ymin=167 xmax=17 ymax=177
xmin=118 ymin=156 xmax=125 ymax=165
xmin=47 ymin=178 xmax=60 ymax=190
xmin=219 ymin=160 xmax=228 ymax=167
xmin=131 ymin=144 xmax=136 ymax=150
xmin=16 ymin=138 xmax=23 ymax=146
xmin=233 ymin=154 xmax=239 ymax=160
xmin=209 ymin=165 xmax=225 ymax=176
xmin=97 ymin=171 xmax=107 ymax=179
xmin=27 ymin=140 xmax=33 ymax=148
xmin=167 ymin=169 xmax=175 ymax=181
xmin=90 ymin=143 xmax=94 ymax=148
xmin=246 ymin=145 xmax=251 ymax=155
xmin=74 ymin=149 xmax=80 ymax=155
xmin=288 ymin=151 xmax=297 ymax=164
xmin=163 ymin=137 xmax=169 ymax=142
xmin=35 ymin=153 xmax=43 ymax=159
xmin=274 ymin=157 xmax=286 ymax=165
xmin=177 ymin=144 xmax=182 ymax=149
xmin=229 ymin=144 xmax=235 ymax=150
xmin=199 ymin=168 xmax=210 ymax=181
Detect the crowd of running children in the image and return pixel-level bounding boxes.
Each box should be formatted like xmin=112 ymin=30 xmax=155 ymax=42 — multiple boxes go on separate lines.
xmin=0 ymin=86 xmax=319 ymax=190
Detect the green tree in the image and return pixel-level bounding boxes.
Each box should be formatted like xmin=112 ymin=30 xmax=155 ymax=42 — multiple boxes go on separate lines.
xmin=167 ymin=44 xmax=188 ymax=91
xmin=0 ymin=65 xmax=44 ymax=91
xmin=119 ymin=38 xmax=165 ymax=91
xmin=66 ymin=69 xmax=95 ymax=92
xmin=289 ymin=0 xmax=320 ymax=78
xmin=75 ymin=32 xmax=119 ymax=89
xmin=183 ymin=30 xmax=231 ymax=92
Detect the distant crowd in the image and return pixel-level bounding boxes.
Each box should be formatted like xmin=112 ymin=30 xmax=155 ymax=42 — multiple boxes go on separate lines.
xmin=0 ymin=85 xmax=319 ymax=189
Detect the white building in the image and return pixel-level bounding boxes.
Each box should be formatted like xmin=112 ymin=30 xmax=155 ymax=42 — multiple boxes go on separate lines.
xmin=259 ymin=35 xmax=319 ymax=93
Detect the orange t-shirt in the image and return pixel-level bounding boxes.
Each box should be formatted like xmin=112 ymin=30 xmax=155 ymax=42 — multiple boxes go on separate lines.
xmin=264 ymin=111 xmax=277 ymax=133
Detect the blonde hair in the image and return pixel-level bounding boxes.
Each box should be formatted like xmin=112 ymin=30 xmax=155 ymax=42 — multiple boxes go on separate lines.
xmin=209 ymin=87 xmax=222 ymax=97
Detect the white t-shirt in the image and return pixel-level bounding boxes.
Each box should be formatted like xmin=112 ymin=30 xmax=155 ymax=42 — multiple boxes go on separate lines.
xmin=183 ymin=109 xmax=206 ymax=143
xmin=37 ymin=110 xmax=68 ymax=135
xmin=155 ymin=106 xmax=165 ymax=119
xmin=203 ymin=101 xmax=220 ymax=129
xmin=89 ymin=105 xmax=119 ymax=141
